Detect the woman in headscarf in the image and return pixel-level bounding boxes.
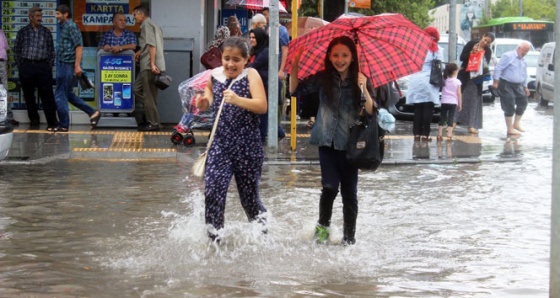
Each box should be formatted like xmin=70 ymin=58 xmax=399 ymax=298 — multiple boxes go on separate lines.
xmin=248 ymin=27 xmax=285 ymax=142
xmin=455 ymin=32 xmax=495 ymax=134
xmin=205 ymin=26 xmax=230 ymax=51
xmin=405 ymin=26 xmax=443 ymax=141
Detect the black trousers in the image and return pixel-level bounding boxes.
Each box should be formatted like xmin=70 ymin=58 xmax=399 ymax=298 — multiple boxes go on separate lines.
xmin=18 ymin=61 xmax=58 ymax=127
xmin=413 ymin=102 xmax=434 ymax=137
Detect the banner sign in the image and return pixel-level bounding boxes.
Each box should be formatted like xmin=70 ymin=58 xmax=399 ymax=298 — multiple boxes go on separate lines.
xmin=98 ymin=53 xmax=134 ymax=111
xmin=74 ymin=0 xmax=141 ymax=33
xmin=348 ymin=0 xmax=370 ymax=9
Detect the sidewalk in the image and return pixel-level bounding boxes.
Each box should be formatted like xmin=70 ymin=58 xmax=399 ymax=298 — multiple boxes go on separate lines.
xmin=1 ymin=121 xmax=522 ymax=165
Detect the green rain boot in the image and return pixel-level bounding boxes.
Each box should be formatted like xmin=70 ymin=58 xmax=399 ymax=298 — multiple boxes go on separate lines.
xmin=315 ymin=225 xmax=330 ymax=244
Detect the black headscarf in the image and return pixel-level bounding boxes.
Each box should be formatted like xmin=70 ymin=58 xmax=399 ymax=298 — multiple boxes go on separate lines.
xmin=249 ymin=27 xmax=269 ymax=56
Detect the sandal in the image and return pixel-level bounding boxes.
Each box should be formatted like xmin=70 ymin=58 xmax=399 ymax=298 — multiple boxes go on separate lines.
xmin=307 ymin=120 xmax=315 ymax=129
xmin=46 ymin=127 xmax=57 ymax=132
xmin=90 ymin=111 xmax=101 ymax=129
xmin=55 ymin=127 xmax=69 ymax=133
xmin=436 ymin=135 xmax=443 ymax=142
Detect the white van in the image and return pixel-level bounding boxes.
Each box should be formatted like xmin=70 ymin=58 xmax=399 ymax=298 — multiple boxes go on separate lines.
xmin=535 ymin=42 xmax=555 ymax=106
xmin=490 ymin=38 xmax=535 ymax=68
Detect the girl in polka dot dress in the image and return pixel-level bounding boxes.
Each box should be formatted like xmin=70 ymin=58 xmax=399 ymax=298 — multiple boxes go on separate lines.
xmin=196 ymin=37 xmax=268 ymax=241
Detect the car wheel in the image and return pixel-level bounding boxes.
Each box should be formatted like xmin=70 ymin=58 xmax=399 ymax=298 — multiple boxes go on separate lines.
xmin=535 ymin=84 xmax=549 ymax=106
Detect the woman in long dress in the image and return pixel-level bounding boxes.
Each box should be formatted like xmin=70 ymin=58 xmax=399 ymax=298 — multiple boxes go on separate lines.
xmin=455 ymin=32 xmax=495 ymax=134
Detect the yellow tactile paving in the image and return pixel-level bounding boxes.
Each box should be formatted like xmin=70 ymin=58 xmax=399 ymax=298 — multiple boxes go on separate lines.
xmin=110 ymin=132 xmax=143 ymax=150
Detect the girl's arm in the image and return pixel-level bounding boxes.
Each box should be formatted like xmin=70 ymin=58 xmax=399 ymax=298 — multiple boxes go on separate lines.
xmin=358 ymin=73 xmax=377 ymax=115
xmin=457 ymin=84 xmax=462 ymax=111
xmin=196 ymin=78 xmax=213 ymax=111
xmin=223 ymin=68 xmax=267 ymax=114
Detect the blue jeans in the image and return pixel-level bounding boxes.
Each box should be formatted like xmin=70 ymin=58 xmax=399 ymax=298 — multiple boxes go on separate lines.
xmin=55 ymin=62 xmax=96 ymax=129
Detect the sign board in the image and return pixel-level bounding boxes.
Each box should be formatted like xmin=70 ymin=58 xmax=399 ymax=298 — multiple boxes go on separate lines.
xmin=97 ymin=51 xmax=135 ymax=112
xmin=348 ymin=0 xmax=370 ymax=9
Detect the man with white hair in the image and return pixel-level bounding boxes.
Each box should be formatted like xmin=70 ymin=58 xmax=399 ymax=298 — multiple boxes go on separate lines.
xmin=492 ymin=41 xmax=532 ymax=136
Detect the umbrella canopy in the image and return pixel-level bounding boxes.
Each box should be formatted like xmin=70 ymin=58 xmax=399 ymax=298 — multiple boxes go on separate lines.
xmin=285 ymin=17 xmax=329 ymax=38
xmin=286 ymin=13 xmax=432 ymax=88
xmin=226 ymin=0 xmax=288 ymax=13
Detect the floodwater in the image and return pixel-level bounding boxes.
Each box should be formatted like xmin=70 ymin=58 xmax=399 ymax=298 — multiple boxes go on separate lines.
xmin=0 ymin=102 xmax=554 ymax=297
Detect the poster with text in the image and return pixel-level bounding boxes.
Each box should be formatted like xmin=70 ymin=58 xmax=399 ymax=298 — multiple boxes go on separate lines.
xmin=98 ymin=53 xmax=134 ymax=112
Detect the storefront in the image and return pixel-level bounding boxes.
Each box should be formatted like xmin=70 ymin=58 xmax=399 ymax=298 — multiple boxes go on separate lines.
xmin=1 ymin=0 xmax=223 ymax=124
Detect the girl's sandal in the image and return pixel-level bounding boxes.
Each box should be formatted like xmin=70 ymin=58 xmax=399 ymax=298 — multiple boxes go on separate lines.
xmin=436 ymin=136 xmax=444 ymax=142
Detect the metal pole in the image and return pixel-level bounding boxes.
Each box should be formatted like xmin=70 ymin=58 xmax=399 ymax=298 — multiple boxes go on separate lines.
xmin=550 ymin=1 xmax=560 ymax=296
xmin=344 ymin=0 xmax=348 ymax=15
xmin=448 ymin=0 xmax=457 ymax=63
xmin=268 ymin=0 xmax=280 ymax=149
xmin=290 ymin=0 xmax=298 ymax=151
xmin=519 ymin=0 xmax=523 ymax=16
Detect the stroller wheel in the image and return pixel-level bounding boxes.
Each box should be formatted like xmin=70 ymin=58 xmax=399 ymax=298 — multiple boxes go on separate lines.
xmin=183 ymin=135 xmax=196 ymax=146
xmin=170 ymin=131 xmax=184 ymax=145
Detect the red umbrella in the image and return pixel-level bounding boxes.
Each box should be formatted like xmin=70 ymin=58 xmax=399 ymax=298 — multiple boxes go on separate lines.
xmin=226 ymin=0 xmax=288 ymax=13
xmin=286 ymin=13 xmax=431 ymax=88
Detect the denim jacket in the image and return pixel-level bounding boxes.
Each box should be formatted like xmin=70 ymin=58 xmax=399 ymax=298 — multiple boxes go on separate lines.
xmin=295 ymin=70 xmax=373 ymax=150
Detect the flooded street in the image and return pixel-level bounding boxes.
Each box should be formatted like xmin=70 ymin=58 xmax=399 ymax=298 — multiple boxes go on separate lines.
xmin=0 ymin=102 xmax=554 ymax=297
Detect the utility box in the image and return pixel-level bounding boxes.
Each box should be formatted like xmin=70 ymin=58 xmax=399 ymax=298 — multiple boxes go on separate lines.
xmin=158 ymin=38 xmax=195 ymax=124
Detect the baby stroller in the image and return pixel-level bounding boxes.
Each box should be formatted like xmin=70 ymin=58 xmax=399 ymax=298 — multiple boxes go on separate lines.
xmin=170 ymin=70 xmax=215 ymax=146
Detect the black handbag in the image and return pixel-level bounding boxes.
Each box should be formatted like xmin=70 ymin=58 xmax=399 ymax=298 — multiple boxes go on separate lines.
xmin=154 ymin=72 xmax=172 ymax=90
xmin=346 ymin=102 xmax=386 ymax=171
xmin=429 ymin=53 xmax=444 ymax=88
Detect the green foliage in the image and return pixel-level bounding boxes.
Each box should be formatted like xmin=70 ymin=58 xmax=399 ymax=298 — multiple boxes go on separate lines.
xmin=296 ymin=0 xmax=435 ymax=28
xmin=491 ymin=0 xmax=556 ymax=21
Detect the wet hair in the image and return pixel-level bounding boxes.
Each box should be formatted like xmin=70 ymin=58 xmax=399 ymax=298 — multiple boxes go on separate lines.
xmin=222 ymin=37 xmax=250 ymax=59
xmin=323 ymin=36 xmax=361 ymax=108
xmin=484 ymin=32 xmax=496 ymax=42
xmin=443 ymin=62 xmax=459 ymax=80
xmin=133 ymin=6 xmax=149 ymax=17
xmin=55 ymin=4 xmax=71 ymax=18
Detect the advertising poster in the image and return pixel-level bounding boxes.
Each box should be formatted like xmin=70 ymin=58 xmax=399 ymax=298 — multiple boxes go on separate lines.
xmin=460 ymin=0 xmax=486 ymax=41
xmin=74 ymin=0 xmax=141 ymax=33
xmin=98 ymin=53 xmax=134 ymax=111
xmin=0 ymin=0 xmax=57 ymax=110
xmin=222 ymin=9 xmax=248 ymax=35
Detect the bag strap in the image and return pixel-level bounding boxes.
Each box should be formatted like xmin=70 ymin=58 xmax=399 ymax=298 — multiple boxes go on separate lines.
xmin=205 ymin=75 xmax=242 ymax=151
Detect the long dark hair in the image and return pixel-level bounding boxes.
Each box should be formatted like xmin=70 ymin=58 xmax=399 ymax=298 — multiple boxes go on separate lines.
xmin=322 ymin=36 xmax=361 ymax=109
xmin=249 ymin=27 xmax=268 ymax=56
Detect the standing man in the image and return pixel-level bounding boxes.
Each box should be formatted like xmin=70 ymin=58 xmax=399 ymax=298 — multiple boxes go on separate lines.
xmin=13 ymin=6 xmax=57 ymax=129
xmin=492 ymin=41 xmax=531 ymax=136
xmin=132 ymin=6 xmax=165 ymax=131
xmin=98 ymin=12 xmax=138 ymax=53
xmin=0 ymin=28 xmax=17 ymax=125
xmin=54 ymin=5 xmax=100 ymax=132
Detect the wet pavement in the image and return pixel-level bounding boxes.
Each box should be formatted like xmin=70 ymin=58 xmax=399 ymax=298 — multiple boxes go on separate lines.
xmin=1 ymin=114 xmax=526 ymax=166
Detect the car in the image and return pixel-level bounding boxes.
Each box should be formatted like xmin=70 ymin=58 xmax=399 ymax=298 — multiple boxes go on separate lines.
xmin=535 ymin=42 xmax=555 ymax=106
xmin=0 ymin=84 xmax=14 ymax=161
xmin=386 ymin=34 xmax=466 ymax=121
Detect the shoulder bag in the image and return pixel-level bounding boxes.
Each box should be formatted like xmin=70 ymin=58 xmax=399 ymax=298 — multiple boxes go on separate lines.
xmin=200 ymin=46 xmax=222 ymax=70
xmin=346 ymin=90 xmax=386 ymax=171
xmin=192 ymin=76 xmax=237 ymax=178
xmin=429 ymin=53 xmax=444 ymax=88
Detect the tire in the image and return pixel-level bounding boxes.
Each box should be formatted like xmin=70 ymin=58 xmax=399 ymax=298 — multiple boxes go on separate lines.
xmin=535 ymin=85 xmax=549 ymax=106
xmin=170 ymin=131 xmax=183 ymax=145
xmin=183 ymin=135 xmax=195 ymax=146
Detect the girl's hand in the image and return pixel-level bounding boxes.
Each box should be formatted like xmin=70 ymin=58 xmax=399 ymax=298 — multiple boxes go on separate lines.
xmin=223 ymin=89 xmax=238 ymax=105
xmin=357 ymin=73 xmax=368 ymax=89
xmin=195 ymin=93 xmax=209 ymax=111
